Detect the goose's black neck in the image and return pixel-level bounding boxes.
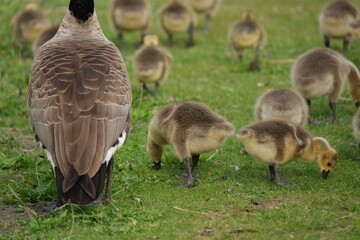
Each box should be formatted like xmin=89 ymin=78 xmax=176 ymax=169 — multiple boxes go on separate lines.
xmin=69 ymin=0 xmax=94 ymax=23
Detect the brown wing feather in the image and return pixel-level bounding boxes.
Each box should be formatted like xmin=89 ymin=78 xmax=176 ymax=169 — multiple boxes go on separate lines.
xmin=28 ymin=37 xmax=131 ymax=182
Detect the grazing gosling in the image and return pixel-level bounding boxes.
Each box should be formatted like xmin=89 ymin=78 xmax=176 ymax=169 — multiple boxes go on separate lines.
xmin=352 ymin=108 xmax=360 ymax=149
xmin=109 ymin=0 xmax=151 ymax=44
xmin=32 ymin=25 xmax=59 ymax=55
xmin=188 ymin=0 xmax=221 ymax=31
xmin=237 ymin=120 xmax=338 ymax=186
xmin=228 ymin=10 xmax=266 ymax=71
xmin=291 ymin=48 xmax=360 ymax=122
xmin=319 ymin=0 xmax=359 ymax=53
xmin=158 ymin=0 xmax=196 ymax=47
xmin=133 ymin=35 xmax=172 ymax=93
xmin=254 ymin=88 xmax=308 ymax=127
xmin=11 ymin=3 xmax=51 ymax=55
xmin=147 ymin=102 xmax=234 ymax=187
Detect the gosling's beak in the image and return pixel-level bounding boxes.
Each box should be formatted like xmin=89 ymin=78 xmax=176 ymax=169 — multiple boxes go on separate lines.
xmin=356 ymin=101 xmax=360 ymax=108
xmin=322 ymin=170 xmax=330 ymax=179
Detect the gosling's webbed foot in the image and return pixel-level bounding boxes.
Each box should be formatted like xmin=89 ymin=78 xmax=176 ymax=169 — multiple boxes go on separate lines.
xmin=326 ymin=117 xmax=347 ymax=122
xmin=153 ymin=161 xmax=161 ymax=170
xmin=102 ymin=195 xmax=114 ymax=203
xmin=44 ymin=201 xmax=58 ymax=211
xmin=174 ymin=172 xmax=196 ymax=187
xmin=271 ymin=178 xmax=291 ymax=186
xmin=309 ymin=118 xmax=322 ymax=124
xmin=249 ymin=60 xmax=260 ymax=71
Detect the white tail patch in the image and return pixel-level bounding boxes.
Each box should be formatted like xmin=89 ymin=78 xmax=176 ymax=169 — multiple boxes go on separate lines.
xmin=103 ymin=130 xmax=127 ymax=165
xmin=39 ymin=141 xmax=56 ymax=171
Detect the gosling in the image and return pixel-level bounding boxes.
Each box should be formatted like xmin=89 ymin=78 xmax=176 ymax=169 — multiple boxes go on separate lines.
xmin=147 ymin=102 xmax=234 ymax=187
xmin=237 ymin=119 xmax=337 ymax=186
xmin=32 ymin=25 xmax=59 ymax=55
xmin=291 ymin=48 xmax=360 ymax=122
xmin=254 ymin=88 xmax=308 ymax=127
xmin=11 ymin=3 xmax=51 ymax=56
xmin=158 ymin=0 xmax=196 ymax=47
xmin=133 ymin=35 xmax=172 ymax=93
xmin=188 ymin=0 xmax=221 ymax=31
xmin=319 ymin=0 xmax=359 ymax=53
xmin=352 ymin=108 xmax=360 ymax=149
xmin=109 ymin=0 xmax=151 ymax=44
xmin=228 ymin=10 xmax=266 ymax=71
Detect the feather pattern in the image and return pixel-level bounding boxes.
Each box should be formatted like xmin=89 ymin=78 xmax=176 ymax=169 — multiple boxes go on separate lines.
xmin=28 ymin=8 xmax=131 ymax=204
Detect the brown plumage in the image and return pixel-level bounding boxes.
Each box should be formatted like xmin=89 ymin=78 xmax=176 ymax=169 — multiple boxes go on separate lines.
xmin=352 ymin=108 xmax=360 ymax=149
xmin=147 ymin=102 xmax=234 ymax=187
xmin=11 ymin=3 xmax=51 ymax=55
xmin=27 ymin=0 xmax=132 ymax=206
xmin=158 ymin=0 xmax=196 ymax=47
xmin=188 ymin=0 xmax=221 ymax=31
xmin=319 ymin=0 xmax=359 ymax=53
xmin=228 ymin=10 xmax=266 ymax=71
xmin=133 ymin=35 xmax=172 ymax=93
xmin=32 ymin=25 xmax=59 ymax=55
xmin=254 ymin=88 xmax=309 ymax=127
xmin=291 ymin=48 xmax=360 ymax=122
xmin=237 ymin=120 xmax=337 ymax=186
xmin=109 ymin=0 xmax=151 ymax=44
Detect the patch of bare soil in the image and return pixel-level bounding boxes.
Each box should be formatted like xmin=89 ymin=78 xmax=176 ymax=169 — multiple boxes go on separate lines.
xmin=0 ymin=200 xmax=28 ymax=234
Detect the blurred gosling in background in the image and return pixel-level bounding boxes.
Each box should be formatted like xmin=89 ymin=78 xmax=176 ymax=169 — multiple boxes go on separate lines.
xmin=109 ymin=0 xmax=151 ymax=45
xmin=158 ymin=0 xmax=197 ymax=47
xmin=133 ymin=35 xmax=172 ymax=93
xmin=11 ymin=3 xmax=51 ymax=56
xmin=319 ymin=0 xmax=359 ymax=53
xmin=187 ymin=0 xmax=221 ymax=31
xmin=228 ymin=10 xmax=266 ymax=71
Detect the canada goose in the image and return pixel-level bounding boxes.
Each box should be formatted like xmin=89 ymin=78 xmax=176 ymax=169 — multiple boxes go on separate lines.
xmin=11 ymin=3 xmax=51 ymax=55
xmin=291 ymin=48 xmax=360 ymax=122
xmin=147 ymin=102 xmax=234 ymax=187
xmin=352 ymin=108 xmax=360 ymax=149
xmin=319 ymin=0 xmax=359 ymax=53
xmin=109 ymin=0 xmax=151 ymax=44
xmin=27 ymin=0 xmax=132 ymax=206
xmin=254 ymin=88 xmax=309 ymax=127
xmin=188 ymin=0 xmax=221 ymax=31
xmin=32 ymin=25 xmax=59 ymax=55
xmin=228 ymin=10 xmax=266 ymax=71
xmin=158 ymin=0 xmax=196 ymax=47
xmin=237 ymin=120 xmax=337 ymax=186
xmin=133 ymin=35 xmax=172 ymax=93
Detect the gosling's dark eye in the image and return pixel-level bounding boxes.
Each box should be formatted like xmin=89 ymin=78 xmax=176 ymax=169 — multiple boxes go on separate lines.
xmin=327 ymin=162 xmax=332 ymax=167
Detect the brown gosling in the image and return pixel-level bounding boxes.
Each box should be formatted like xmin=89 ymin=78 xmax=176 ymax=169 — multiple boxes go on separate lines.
xmin=254 ymin=88 xmax=309 ymax=127
xmin=237 ymin=120 xmax=338 ymax=186
xmin=319 ymin=0 xmax=359 ymax=53
xmin=352 ymin=108 xmax=360 ymax=149
xmin=228 ymin=10 xmax=266 ymax=71
xmin=188 ymin=0 xmax=221 ymax=31
xmin=147 ymin=102 xmax=234 ymax=187
xmin=11 ymin=3 xmax=51 ymax=56
xmin=133 ymin=35 xmax=172 ymax=93
xmin=109 ymin=0 xmax=151 ymax=44
xmin=158 ymin=0 xmax=196 ymax=47
xmin=32 ymin=25 xmax=59 ymax=55
xmin=291 ymin=48 xmax=360 ymax=122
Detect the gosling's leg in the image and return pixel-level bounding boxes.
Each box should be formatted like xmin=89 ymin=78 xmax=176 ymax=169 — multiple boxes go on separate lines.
xmin=269 ymin=164 xmax=290 ymax=186
xmin=142 ymin=83 xmax=155 ymax=93
xmin=324 ymin=36 xmax=330 ymax=48
xmin=191 ymin=154 xmax=200 ymax=176
xmin=306 ymin=99 xmax=321 ymax=124
xmin=329 ymin=102 xmax=337 ymax=122
xmin=204 ymin=14 xmax=211 ymax=32
xmin=186 ymin=22 xmax=195 ymax=47
xmin=103 ymin=158 xmax=114 ymax=202
xmin=183 ymin=156 xmax=195 ymax=187
xmin=249 ymin=45 xmax=260 ymax=71
xmin=118 ymin=32 xmax=124 ymax=44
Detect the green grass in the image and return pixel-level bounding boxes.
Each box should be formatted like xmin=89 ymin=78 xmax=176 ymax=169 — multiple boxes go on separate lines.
xmin=1 ymin=0 xmax=360 ymax=239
